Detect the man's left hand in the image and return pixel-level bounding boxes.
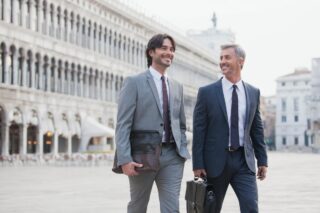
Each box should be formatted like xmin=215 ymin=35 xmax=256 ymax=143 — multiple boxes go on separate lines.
xmin=257 ymin=166 xmax=267 ymax=181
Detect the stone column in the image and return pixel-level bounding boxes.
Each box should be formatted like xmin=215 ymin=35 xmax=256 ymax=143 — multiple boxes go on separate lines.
xmin=20 ymin=125 xmax=27 ymax=155
xmin=30 ymin=55 xmax=35 ymax=88
xmin=111 ymin=76 xmax=116 ymax=102
xmin=126 ymin=39 xmax=131 ymax=63
xmin=67 ymin=66 xmax=71 ymax=95
xmin=89 ymin=23 xmax=94 ymax=50
xmin=37 ymin=128 xmax=43 ymax=156
xmin=20 ymin=0 xmax=27 ymax=27
xmin=38 ymin=56 xmax=43 ymax=90
xmin=82 ymin=20 xmax=86 ymax=47
xmin=53 ymin=131 xmax=58 ymax=155
xmin=1 ymin=123 xmax=9 ymax=156
xmin=1 ymin=49 xmax=8 ymax=84
xmin=96 ymin=72 xmax=100 ymax=100
xmin=29 ymin=0 xmax=35 ymax=31
xmin=12 ymin=0 xmax=19 ymax=24
xmin=38 ymin=1 xmax=44 ymax=34
xmin=2 ymin=0 xmax=10 ymax=23
xmin=51 ymin=8 xmax=56 ymax=37
xmin=21 ymin=56 xmax=27 ymax=87
xmin=52 ymin=62 xmax=57 ymax=92
xmin=100 ymin=73 xmax=106 ymax=101
xmin=64 ymin=12 xmax=68 ymax=42
xmin=73 ymin=69 xmax=78 ymax=96
xmin=46 ymin=61 xmax=51 ymax=92
xmin=12 ymin=52 xmax=19 ymax=85
xmin=60 ymin=63 xmax=64 ymax=93
xmin=86 ymin=72 xmax=90 ymax=98
xmin=67 ymin=134 xmax=72 ymax=156
xmin=80 ymin=71 xmax=84 ymax=97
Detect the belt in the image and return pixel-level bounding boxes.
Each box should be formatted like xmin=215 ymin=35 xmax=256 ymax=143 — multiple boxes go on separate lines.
xmin=225 ymin=146 xmax=244 ymax=152
xmin=162 ymin=141 xmax=176 ymax=146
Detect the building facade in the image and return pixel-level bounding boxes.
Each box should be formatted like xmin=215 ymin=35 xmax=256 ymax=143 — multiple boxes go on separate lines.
xmin=260 ymin=95 xmax=276 ymax=150
xmin=275 ymin=68 xmax=312 ymax=149
xmin=309 ymin=58 xmax=320 ymax=150
xmin=0 ymin=0 xmax=219 ymax=158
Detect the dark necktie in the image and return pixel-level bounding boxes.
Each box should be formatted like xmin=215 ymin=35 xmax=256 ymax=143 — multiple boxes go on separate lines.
xmin=161 ymin=76 xmax=170 ymax=143
xmin=231 ymin=84 xmax=240 ymax=149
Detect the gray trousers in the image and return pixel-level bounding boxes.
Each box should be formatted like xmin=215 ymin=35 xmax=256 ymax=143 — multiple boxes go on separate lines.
xmin=127 ymin=144 xmax=185 ymax=213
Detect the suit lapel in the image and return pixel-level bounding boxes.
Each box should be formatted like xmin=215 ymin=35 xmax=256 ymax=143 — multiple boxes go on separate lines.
xmin=146 ymin=71 xmax=163 ymax=117
xmin=243 ymin=81 xmax=251 ymax=130
xmin=215 ymin=79 xmax=228 ymax=123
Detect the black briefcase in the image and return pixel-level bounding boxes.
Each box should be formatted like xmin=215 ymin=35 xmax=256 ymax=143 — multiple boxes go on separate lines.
xmin=185 ymin=178 xmax=216 ymax=213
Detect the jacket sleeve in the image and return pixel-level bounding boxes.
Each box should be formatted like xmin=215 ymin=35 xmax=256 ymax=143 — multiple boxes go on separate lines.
xmin=115 ymin=77 xmax=137 ymax=166
xmin=192 ymin=87 xmax=207 ymax=170
xmin=250 ymin=89 xmax=268 ymax=167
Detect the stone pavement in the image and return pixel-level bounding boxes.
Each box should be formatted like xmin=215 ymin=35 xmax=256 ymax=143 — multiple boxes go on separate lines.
xmin=0 ymin=152 xmax=320 ymax=213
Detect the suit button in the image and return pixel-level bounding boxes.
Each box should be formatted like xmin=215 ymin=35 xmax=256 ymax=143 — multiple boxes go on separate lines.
xmin=160 ymin=123 xmax=163 ymax=126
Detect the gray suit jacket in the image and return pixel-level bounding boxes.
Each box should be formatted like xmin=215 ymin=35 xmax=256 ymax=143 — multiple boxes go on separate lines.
xmin=116 ymin=70 xmax=190 ymax=167
xmin=192 ymin=78 xmax=268 ymax=177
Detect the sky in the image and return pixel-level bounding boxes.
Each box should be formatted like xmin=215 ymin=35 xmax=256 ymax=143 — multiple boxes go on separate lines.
xmin=128 ymin=0 xmax=320 ymax=96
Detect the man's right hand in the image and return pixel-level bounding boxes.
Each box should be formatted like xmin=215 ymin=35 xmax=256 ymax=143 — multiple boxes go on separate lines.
xmin=121 ymin=162 xmax=143 ymax=176
xmin=193 ymin=169 xmax=207 ymax=178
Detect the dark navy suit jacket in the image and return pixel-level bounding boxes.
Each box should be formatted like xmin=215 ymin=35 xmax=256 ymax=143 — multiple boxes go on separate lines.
xmin=192 ymin=78 xmax=268 ymax=177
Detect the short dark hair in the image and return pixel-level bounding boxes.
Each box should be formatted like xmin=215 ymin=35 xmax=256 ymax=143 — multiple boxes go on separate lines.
xmin=145 ymin=34 xmax=176 ymax=67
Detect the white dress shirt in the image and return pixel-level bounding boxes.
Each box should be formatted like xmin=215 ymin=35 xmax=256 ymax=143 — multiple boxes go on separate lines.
xmin=149 ymin=66 xmax=170 ymax=142
xmin=222 ymin=77 xmax=246 ymax=147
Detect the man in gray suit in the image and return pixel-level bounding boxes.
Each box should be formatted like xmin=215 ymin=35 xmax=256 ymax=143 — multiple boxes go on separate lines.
xmin=114 ymin=34 xmax=190 ymax=213
xmin=192 ymin=44 xmax=268 ymax=212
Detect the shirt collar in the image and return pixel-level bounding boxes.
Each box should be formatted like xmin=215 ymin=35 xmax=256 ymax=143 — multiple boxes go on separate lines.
xmin=222 ymin=77 xmax=243 ymax=91
xmin=149 ymin=66 xmax=168 ymax=80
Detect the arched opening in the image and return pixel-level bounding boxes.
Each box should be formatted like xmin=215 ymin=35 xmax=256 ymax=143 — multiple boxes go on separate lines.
xmin=43 ymin=131 xmax=53 ymax=154
xmin=9 ymin=123 xmax=20 ymax=154
xmin=58 ymin=135 xmax=67 ymax=153
xmin=71 ymin=135 xmax=80 ymax=153
xmin=27 ymin=125 xmax=38 ymax=154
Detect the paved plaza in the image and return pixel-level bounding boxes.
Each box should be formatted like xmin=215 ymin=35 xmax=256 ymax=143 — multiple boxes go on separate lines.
xmin=1 ymin=152 xmax=320 ymax=213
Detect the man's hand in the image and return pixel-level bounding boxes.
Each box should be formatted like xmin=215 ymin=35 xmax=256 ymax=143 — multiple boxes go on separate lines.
xmin=122 ymin=162 xmax=143 ymax=176
xmin=193 ymin=169 xmax=207 ymax=178
xmin=257 ymin=166 xmax=267 ymax=181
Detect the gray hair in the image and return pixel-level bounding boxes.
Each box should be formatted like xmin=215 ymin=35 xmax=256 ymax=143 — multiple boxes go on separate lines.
xmin=221 ymin=44 xmax=246 ymax=60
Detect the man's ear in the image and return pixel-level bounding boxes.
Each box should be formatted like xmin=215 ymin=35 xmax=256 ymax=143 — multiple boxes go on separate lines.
xmin=239 ymin=57 xmax=244 ymax=67
xmin=148 ymin=49 xmax=154 ymax=58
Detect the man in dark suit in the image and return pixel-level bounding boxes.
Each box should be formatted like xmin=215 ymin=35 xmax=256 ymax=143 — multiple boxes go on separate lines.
xmin=192 ymin=44 xmax=268 ymax=213
xmin=114 ymin=34 xmax=190 ymax=213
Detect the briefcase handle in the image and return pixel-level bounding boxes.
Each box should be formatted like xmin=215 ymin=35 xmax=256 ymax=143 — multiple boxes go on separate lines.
xmin=194 ymin=176 xmax=207 ymax=183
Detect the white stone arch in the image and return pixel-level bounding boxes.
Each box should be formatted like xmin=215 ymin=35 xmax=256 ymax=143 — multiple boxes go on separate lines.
xmin=41 ymin=110 xmax=56 ymax=154
xmin=57 ymin=112 xmax=70 ymax=153
xmin=7 ymin=107 xmax=24 ymax=155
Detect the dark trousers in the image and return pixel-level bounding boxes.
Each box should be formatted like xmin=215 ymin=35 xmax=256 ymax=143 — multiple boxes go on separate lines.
xmin=207 ymin=149 xmax=258 ymax=213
